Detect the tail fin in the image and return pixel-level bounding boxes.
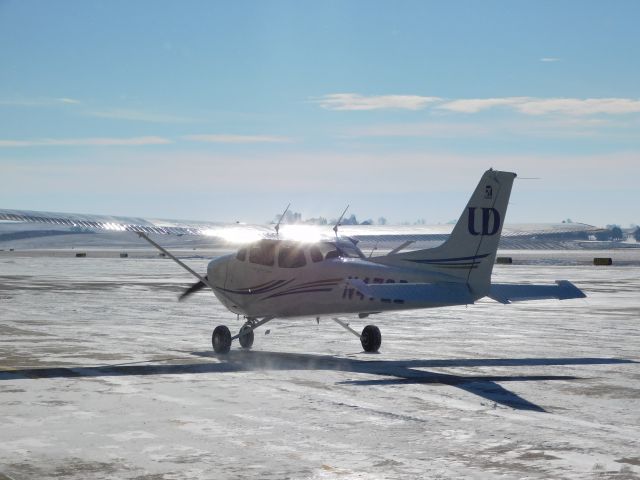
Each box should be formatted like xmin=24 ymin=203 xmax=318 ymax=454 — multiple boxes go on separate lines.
xmin=374 ymin=169 xmax=517 ymax=297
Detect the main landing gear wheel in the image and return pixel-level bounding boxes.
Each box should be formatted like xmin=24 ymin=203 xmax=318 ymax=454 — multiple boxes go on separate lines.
xmin=238 ymin=325 xmax=254 ymax=350
xmin=212 ymin=325 xmax=231 ymax=354
xmin=360 ymin=325 xmax=381 ymax=353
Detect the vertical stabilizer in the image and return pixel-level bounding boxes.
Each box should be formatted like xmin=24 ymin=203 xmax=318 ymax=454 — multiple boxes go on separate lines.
xmin=374 ymin=169 xmax=517 ymax=297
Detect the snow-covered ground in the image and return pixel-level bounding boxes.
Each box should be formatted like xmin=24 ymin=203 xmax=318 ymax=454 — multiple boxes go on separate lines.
xmin=1 ymin=252 xmax=639 ymax=479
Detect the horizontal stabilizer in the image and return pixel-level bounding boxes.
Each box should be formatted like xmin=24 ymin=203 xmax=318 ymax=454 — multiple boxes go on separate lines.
xmin=348 ymin=279 xmax=474 ymax=306
xmin=489 ymin=281 xmax=586 ymax=304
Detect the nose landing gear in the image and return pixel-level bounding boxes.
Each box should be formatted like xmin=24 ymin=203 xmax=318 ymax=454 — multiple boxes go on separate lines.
xmin=211 ymin=316 xmax=274 ymax=354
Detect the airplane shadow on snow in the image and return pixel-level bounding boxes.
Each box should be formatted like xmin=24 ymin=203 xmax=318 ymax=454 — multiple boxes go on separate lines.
xmin=1 ymin=352 xmax=635 ymax=413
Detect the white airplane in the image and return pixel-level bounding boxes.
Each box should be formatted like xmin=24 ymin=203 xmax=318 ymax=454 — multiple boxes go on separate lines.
xmin=0 ymin=169 xmax=586 ymax=354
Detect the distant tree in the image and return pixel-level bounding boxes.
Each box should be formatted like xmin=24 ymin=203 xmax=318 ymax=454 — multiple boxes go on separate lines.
xmin=305 ymin=216 xmax=328 ymax=225
xmin=344 ymin=214 xmax=359 ymax=225
xmin=634 ymin=227 xmax=640 ymax=242
xmin=271 ymin=211 xmax=300 ymax=224
xmin=610 ymin=226 xmax=624 ymax=241
xmin=360 ymin=219 xmax=373 ymax=225
xmin=377 ymin=217 xmax=387 ymax=225
xmin=414 ymin=218 xmax=426 ymax=225
xmin=595 ymin=226 xmax=624 ymax=241
xmin=332 ymin=214 xmax=359 ymax=226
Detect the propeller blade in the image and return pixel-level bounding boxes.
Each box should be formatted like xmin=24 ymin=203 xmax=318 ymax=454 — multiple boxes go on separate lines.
xmin=179 ymin=276 xmax=208 ymax=302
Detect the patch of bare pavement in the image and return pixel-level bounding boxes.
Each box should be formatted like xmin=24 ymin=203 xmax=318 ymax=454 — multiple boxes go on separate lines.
xmin=1 ymin=251 xmax=639 ymax=479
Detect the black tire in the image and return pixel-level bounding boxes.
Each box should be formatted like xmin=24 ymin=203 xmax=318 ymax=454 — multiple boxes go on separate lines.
xmin=238 ymin=326 xmax=254 ymax=349
xmin=360 ymin=325 xmax=381 ymax=353
xmin=212 ymin=325 xmax=232 ymax=354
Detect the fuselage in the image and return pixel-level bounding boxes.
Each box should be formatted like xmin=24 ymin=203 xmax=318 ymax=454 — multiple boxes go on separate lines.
xmin=207 ymin=238 xmax=471 ymax=318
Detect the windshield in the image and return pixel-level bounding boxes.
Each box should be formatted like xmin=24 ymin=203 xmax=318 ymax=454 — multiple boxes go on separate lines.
xmin=336 ymin=242 xmax=365 ymax=259
xmin=311 ymin=241 xmax=364 ymax=260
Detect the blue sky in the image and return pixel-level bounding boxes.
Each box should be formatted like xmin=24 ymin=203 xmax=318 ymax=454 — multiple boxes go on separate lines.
xmin=1 ymin=0 xmax=639 ymax=226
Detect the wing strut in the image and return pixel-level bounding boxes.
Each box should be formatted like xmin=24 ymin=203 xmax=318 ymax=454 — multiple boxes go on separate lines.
xmin=332 ymin=317 xmax=361 ymax=339
xmin=136 ymin=232 xmax=214 ymax=292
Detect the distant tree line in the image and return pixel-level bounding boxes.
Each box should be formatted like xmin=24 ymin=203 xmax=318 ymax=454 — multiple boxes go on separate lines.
xmin=270 ymin=212 xmax=640 ymax=242
xmin=271 ymin=211 xmax=388 ymax=226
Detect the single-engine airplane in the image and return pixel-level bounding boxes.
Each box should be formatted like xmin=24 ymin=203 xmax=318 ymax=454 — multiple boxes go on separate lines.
xmin=0 ymin=169 xmax=586 ymax=353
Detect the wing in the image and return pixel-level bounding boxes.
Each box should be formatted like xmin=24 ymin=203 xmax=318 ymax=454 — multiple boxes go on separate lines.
xmin=0 ymin=208 xmax=273 ymax=243
xmin=489 ymin=281 xmax=586 ymax=304
xmin=0 ymin=207 xmax=601 ymax=247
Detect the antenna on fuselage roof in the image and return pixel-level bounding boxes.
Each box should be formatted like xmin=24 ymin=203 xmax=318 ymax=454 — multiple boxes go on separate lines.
xmin=333 ymin=205 xmax=349 ymax=238
xmin=274 ymin=203 xmax=290 ymax=238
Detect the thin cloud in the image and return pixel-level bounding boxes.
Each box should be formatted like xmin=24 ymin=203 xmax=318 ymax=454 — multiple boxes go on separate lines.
xmin=317 ymin=93 xmax=640 ymax=116
xmin=540 ymin=57 xmax=561 ymax=62
xmin=316 ymin=93 xmax=441 ymax=111
xmin=515 ymin=98 xmax=640 ymax=115
xmin=438 ymin=97 xmax=528 ymax=113
xmin=183 ymin=134 xmax=293 ymax=144
xmin=344 ymin=122 xmax=492 ymax=138
xmin=0 ymin=97 xmax=81 ymax=107
xmin=0 ymin=136 xmax=171 ymax=147
xmin=438 ymin=97 xmax=640 ymax=115
xmin=88 ymin=108 xmax=196 ymax=123
xmin=342 ymin=116 xmax=624 ymax=141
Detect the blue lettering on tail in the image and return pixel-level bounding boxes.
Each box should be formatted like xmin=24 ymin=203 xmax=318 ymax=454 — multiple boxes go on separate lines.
xmin=468 ymin=207 xmax=501 ymax=236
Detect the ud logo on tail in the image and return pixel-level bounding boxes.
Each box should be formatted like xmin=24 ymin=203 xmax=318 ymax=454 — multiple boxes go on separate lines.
xmin=468 ymin=207 xmax=501 ymax=236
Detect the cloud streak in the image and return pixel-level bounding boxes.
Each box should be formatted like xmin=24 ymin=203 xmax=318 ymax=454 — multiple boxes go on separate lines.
xmin=182 ymin=134 xmax=293 ymax=144
xmin=88 ymin=108 xmax=196 ymax=123
xmin=0 ymin=97 xmax=81 ymax=107
xmin=0 ymin=136 xmax=170 ymax=147
xmin=318 ymin=93 xmax=640 ymax=116
xmin=316 ymin=93 xmax=441 ymax=111
xmin=439 ymin=97 xmax=640 ymax=115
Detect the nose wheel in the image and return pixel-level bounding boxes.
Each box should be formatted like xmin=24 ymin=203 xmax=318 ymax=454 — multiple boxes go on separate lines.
xmin=238 ymin=325 xmax=254 ymax=349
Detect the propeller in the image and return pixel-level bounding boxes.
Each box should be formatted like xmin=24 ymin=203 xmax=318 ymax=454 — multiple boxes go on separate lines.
xmin=179 ymin=276 xmax=209 ymax=302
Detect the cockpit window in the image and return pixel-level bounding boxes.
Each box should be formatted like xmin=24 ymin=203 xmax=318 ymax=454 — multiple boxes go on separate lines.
xmin=309 ymin=246 xmax=323 ymax=263
xmin=337 ymin=243 xmax=364 ymax=259
xmin=278 ymin=244 xmax=306 ymax=268
xmin=309 ymin=241 xmax=364 ymax=261
xmin=249 ymin=240 xmax=276 ymax=266
xmin=236 ymin=248 xmax=247 ymax=261
xmin=325 ymin=250 xmax=339 ymax=259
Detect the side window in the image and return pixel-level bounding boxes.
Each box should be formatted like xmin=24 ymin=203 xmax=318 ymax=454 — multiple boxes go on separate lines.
xmin=309 ymin=246 xmax=323 ymax=263
xmin=236 ymin=248 xmax=247 ymax=261
xmin=249 ymin=241 xmax=276 ymax=266
xmin=278 ymin=245 xmax=306 ymax=268
xmin=325 ymin=250 xmax=339 ymax=260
